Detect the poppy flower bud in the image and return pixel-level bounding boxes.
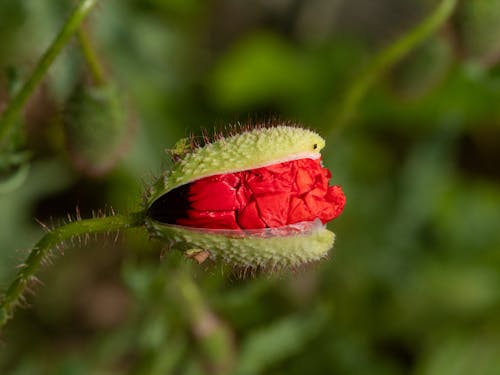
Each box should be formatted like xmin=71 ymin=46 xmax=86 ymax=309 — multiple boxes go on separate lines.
xmin=64 ymin=82 xmax=132 ymax=177
xmin=144 ymin=125 xmax=345 ymax=270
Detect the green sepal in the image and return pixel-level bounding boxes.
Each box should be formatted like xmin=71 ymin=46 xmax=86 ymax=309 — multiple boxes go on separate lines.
xmin=147 ymin=126 xmax=325 ymax=205
xmin=146 ymin=219 xmax=335 ymax=269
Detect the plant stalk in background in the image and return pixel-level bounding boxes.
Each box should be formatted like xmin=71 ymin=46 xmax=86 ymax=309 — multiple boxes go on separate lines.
xmin=0 ymin=0 xmax=99 ymax=148
xmin=77 ymin=26 xmax=107 ymax=86
xmin=328 ymin=0 xmax=457 ymax=131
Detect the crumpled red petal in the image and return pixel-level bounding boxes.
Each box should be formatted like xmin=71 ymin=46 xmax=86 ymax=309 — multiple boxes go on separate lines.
xmin=175 ymin=158 xmax=345 ymax=230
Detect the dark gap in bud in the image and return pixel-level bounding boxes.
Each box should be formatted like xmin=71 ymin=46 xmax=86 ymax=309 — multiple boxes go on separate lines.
xmin=147 ymin=184 xmax=191 ymax=224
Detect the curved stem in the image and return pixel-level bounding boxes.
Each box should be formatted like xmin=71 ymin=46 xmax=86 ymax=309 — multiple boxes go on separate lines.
xmin=77 ymin=27 xmax=107 ymax=86
xmin=0 ymin=0 xmax=99 ymax=147
xmin=327 ymin=0 xmax=457 ymax=131
xmin=0 ymin=211 xmax=145 ymax=330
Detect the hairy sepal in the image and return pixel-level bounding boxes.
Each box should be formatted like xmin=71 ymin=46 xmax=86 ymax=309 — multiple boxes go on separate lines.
xmin=145 ymin=219 xmax=335 ymax=269
xmin=146 ymin=126 xmax=325 ymax=205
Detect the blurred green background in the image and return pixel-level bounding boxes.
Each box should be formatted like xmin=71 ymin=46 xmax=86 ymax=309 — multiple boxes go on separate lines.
xmin=1 ymin=0 xmax=500 ymax=374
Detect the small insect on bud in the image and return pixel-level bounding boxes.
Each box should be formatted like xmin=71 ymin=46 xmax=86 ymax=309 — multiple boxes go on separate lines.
xmin=144 ymin=124 xmax=345 ymax=271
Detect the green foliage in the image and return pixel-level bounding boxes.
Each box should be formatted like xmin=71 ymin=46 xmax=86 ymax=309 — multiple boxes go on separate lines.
xmin=235 ymin=306 xmax=328 ymax=375
xmin=209 ymin=33 xmax=314 ymax=109
xmin=1 ymin=0 xmax=500 ymax=374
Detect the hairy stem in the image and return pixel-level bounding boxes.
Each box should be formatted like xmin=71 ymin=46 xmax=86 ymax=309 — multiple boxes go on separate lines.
xmin=77 ymin=27 xmax=107 ymax=86
xmin=327 ymin=0 xmax=457 ymax=131
xmin=0 ymin=0 xmax=99 ymax=147
xmin=0 ymin=211 xmax=145 ymax=330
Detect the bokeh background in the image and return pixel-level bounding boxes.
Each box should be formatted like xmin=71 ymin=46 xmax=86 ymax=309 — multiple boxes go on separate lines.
xmin=1 ymin=0 xmax=500 ymax=374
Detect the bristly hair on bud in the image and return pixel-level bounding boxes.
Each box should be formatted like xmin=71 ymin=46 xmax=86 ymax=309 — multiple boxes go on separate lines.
xmin=165 ymin=119 xmax=303 ymax=162
xmin=144 ymin=121 xmax=346 ymax=272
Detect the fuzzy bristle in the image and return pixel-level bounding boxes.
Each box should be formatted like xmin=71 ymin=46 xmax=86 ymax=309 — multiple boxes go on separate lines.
xmin=146 ymin=222 xmax=335 ymax=271
xmin=165 ymin=119 xmax=305 ymax=166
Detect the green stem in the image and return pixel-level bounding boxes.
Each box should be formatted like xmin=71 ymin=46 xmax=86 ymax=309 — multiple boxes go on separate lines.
xmin=174 ymin=270 xmax=235 ymax=374
xmin=0 ymin=0 xmax=99 ymax=148
xmin=327 ymin=0 xmax=457 ymax=130
xmin=77 ymin=27 xmax=107 ymax=86
xmin=0 ymin=211 xmax=145 ymax=330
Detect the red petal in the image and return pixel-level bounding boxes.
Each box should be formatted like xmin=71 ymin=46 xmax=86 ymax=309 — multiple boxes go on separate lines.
xmin=188 ymin=174 xmax=240 ymax=211
xmin=174 ymin=157 xmax=345 ymax=230
xmin=236 ymin=181 xmax=252 ymax=208
xmin=237 ymin=200 xmax=266 ymax=229
xmin=288 ymin=196 xmax=314 ymax=224
xmin=326 ymin=185 xmax=346 ymax=219
xmin=295 ymin=167 xmax=315 ymax=195
xmin=177 ymin=210 xmax=239 ymax=229
xmin=304 ymin=190 xmax=331 ymax=223
xmin=255 ymin=192 xmax=291 ymax=227
xmin=246 ymin=166 xmax=293 ymax=196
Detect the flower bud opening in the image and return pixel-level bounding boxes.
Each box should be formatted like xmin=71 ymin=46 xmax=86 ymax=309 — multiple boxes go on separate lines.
xmin=148 ymin=158 xmax=345 ymax=231
xmin=144 ymin=124 xmax=346 ymax=270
